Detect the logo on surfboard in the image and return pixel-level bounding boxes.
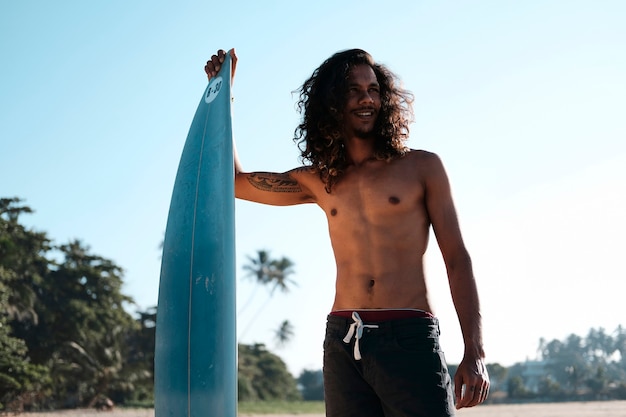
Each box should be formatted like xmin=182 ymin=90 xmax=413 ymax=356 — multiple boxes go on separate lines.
xmin=204 ymin=76 xmax=223 ymax=104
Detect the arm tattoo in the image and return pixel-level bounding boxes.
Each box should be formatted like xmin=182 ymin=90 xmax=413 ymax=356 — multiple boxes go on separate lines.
xmin=247 ymin=172 xmax=303 ymax=193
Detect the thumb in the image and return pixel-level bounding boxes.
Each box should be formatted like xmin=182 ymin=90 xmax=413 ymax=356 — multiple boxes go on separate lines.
xmin=228 ymin=48 xmax=238 ymax=82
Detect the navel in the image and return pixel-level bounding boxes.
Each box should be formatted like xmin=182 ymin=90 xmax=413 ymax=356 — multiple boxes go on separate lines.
xmin=389 ymin=196 xmax=400 ymax=205
xmin=330 ymin=208 xmax=338 ymax=216
xmin=367 ymin=279 xmax=375 ymax=294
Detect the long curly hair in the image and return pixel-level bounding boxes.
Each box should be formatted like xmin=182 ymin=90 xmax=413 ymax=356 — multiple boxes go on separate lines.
xmin=294 ymin=49 xmax=414 ymax=193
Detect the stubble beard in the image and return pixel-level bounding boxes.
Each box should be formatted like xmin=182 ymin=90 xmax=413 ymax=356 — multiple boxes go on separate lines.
xmin=340 ymin=111 xmax=379 ymax=141
xmin=352 ymin=121 xmax=378 ymax=141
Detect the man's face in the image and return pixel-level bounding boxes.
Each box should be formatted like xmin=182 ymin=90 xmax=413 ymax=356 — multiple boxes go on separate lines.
xmin=341 ymin=64 xmax=381 ymax=140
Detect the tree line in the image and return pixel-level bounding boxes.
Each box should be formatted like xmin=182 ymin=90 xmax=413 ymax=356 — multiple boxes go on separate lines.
xmin=1 ymin=198 xmax=154 ymax=411
xmin=2 ymin=197 xmax=626 ymax=411
xmin=0 ymin=197 xmax=302 ymax=412
xmin=503 ymin=327 xmax=626 ymax=402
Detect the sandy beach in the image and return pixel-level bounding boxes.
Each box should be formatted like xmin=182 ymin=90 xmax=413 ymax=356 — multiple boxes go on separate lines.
xmin=14 ymin=400 xmax=626 ymax=417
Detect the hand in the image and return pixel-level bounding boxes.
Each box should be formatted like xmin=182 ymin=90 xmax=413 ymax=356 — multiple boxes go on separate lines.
xmin=204 ymin=48 xmax=238 ymax=83
xmin=454 ymin=354 xmax=489 ymax=409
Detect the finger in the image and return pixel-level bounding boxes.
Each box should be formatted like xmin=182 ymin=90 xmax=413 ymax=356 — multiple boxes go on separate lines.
xmin=468 ymin=383 xmax=488 ymax=407
xmin=456 ymin=384 xmax=470 ymax=409
xmin=205 ymin=54 xmax=223 ymax=80
xmin=211 ymin=54 xmax=222 ymax=69
xmin=466 ymin=385 xmax=479 ymax=407
xmin=454 ymin=376 xmax=463 ymax=407
xmin=479 ymin=382 xmax=490 ymax=404
xmin=204 ymin=61 xmax=215 ymax=76
xmin=457 ymin=384 xmax=479 ymax=409
xmin=472 ymin=385 xmax=483 ymax=407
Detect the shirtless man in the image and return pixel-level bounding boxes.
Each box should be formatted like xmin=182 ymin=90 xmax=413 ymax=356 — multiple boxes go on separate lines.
xmin=206 ymin=48 xmax=489 ymax=416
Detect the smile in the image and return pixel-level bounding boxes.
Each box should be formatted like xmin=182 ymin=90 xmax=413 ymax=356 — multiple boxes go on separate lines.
xmin=354 ymin=109 xmax=375 ymax=117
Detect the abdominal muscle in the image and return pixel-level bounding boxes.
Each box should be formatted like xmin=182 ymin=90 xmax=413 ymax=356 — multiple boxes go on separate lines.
xmin=329 ymin=235 xmax=433 ymax=313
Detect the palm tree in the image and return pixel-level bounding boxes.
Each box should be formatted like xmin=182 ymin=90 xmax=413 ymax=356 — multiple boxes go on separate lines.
xmin=266 ymin=257 xmax=296 ymax=294
xmin=239 ymin=250 xmax=296 ymax=339
xmin=273 ymin=320 xmax=295 ymax=348
xmin=242 ymin=250 xmax=273 ymax=285
xmin=238 ymin=250 xmax=271 ymax=314
xmin=239 ymin=250 xmax=296 ymax=314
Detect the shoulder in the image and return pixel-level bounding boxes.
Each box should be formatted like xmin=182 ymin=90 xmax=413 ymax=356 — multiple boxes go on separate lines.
xmin=402 ymin=149 xmax=447 ymax=175
xmin=286 ymin=165 xmax=320 ymax=185
xmin=286 ymin=165 xmax=325 ymax=197
xmin=405 ymin=149 xmax=441 ymax=162
xmin=287 ymin=165 xmax=318 ymax=177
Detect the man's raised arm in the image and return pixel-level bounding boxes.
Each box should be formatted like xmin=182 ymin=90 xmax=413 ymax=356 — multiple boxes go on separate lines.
xmin=205 ymin=49 xmax=316 ymax=207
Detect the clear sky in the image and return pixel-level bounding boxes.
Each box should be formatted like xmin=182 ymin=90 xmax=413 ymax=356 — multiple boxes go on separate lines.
xmin=1 ymin=0 xmax=625 ymax=377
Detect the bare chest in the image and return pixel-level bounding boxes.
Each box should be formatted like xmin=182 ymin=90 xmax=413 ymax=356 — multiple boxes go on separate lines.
xmin=319 ymin=161 xmax=425 ymax=226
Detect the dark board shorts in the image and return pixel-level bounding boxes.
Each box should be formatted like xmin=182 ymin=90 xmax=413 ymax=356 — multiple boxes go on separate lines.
xmin=323 ymin=312 xmax=455 ymax=417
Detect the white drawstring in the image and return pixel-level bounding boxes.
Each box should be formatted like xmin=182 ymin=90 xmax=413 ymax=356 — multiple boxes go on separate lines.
xmin=342 ymin=311 xmax=379 ymax=360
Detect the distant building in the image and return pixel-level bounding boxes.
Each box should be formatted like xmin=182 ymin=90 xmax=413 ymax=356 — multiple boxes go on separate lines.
xmin=520 ymin=359 xmax=548 ymax=392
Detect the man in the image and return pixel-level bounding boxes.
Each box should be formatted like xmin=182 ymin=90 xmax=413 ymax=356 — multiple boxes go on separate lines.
xmin=206 ymin=48 xmax=489 ymax=416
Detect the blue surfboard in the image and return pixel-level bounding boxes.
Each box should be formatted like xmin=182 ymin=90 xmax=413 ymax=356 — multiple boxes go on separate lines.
xmin=155 ymin=54 xmax=236 ymax=417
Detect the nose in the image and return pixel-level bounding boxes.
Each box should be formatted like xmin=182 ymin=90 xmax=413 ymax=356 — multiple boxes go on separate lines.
xmin=358 ymin=90 xmax=374 ymax=105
